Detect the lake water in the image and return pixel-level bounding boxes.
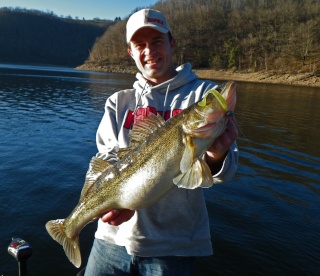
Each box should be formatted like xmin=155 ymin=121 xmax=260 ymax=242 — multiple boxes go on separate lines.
xmin=0 ymin=64 xmax=319 ymax=275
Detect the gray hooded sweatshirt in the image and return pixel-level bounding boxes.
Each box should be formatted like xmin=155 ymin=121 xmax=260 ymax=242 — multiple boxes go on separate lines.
xmin=94 ymin=63 xmax=238 ymax=257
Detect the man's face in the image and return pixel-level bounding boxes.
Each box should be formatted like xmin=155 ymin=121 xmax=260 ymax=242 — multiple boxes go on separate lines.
xmin=128 ymin=28 xmax=176 ymax=85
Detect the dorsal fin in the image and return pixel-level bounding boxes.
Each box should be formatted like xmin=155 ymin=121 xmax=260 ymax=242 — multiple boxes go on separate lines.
xmin=116 ymin=113 xmax=165 ymax=160
xmin=116 ymin=114 xmax=165 ymax=160
xmin=80 ymin=157 xmax=112 ymax=200
xmin=128 ymin=113 xmax=165 ymax=147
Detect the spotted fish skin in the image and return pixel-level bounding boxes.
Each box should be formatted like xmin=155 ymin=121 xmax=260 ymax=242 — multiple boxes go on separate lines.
xmin=45 ymin=81 xmax=237 ymax=268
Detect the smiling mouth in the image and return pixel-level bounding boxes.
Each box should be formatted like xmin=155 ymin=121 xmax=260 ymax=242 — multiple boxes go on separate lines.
xmin=145 ymin=58 xmax=161 ymax=64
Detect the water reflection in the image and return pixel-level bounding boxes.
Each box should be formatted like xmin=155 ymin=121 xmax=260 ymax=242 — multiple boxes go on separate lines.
xmin=236 ymin=82 xmax=320 ymax=156
xmin=0 ymin=65 xmax=319 ymax=275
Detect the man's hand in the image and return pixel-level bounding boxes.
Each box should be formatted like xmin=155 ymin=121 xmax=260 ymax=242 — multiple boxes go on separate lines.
xmin=101 ymin=209 xmax=135 ymax=226
xmin=205 ymin=116 xmax=238 ymax=174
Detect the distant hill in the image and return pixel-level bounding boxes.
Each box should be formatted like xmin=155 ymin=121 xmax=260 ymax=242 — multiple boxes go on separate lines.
xmin=0 ymin=7 xmax=114 ymax=67
xmin=87 ymin=0 xmax=320 ymax=73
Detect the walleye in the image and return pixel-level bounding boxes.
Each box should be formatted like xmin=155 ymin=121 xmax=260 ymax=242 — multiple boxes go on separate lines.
xmin=45 ymin=81 xmax=237 ymax=268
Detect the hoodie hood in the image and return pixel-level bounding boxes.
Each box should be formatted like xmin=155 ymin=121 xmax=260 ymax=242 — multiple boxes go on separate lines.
xmin=133 ymin=63 xmax=198 ymax=95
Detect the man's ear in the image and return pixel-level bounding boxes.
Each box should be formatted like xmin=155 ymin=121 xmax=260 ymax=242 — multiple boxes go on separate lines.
xmin=127 ymin=48 xmax=133 ymax=58
xmin=170 ymin=38 xmax=176 ymax=49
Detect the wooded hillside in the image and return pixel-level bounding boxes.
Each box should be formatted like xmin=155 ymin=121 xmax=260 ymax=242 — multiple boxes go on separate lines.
xmin=0 ymin=7 xmax=113 ymax=66
xmin=87 ymin=0 xmax=320 ymax=73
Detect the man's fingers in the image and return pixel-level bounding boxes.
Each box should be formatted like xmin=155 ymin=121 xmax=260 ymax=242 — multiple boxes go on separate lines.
xmin=101 ymin=209 xmax=135 ymax=226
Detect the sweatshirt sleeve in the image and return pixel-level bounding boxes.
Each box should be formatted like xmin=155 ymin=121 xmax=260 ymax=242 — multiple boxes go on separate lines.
xmin=212 ymin=141 xmax=238 ymax=184
xmin=95 ymin=94 xmax=120 ymax=164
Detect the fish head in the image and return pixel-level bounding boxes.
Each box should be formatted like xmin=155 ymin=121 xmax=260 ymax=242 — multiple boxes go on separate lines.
xmin=196 ymin=81 xmax=236 ymax=121
xmin=183 ymin=81 xmax=237 ymax=139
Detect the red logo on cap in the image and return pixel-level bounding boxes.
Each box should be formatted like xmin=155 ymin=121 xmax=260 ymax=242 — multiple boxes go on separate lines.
xmin=147 ymin=17 xmax=164 ymax=25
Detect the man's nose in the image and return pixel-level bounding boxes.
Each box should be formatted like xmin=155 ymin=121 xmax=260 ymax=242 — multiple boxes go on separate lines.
xmin=144 ymin=43 xmax=155 ymax=55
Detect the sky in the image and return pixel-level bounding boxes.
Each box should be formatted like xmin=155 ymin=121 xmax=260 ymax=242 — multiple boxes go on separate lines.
xmin=0 ymin=0 xmax=159 ymax=20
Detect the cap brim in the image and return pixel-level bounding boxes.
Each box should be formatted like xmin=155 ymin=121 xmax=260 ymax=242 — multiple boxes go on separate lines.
xmin=127 ymin=25 xmax=169 ymax=43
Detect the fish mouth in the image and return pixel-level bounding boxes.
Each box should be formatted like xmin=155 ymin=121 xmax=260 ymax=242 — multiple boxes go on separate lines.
xmin=195 ymin=106 xmax=225 ymax=121
xmin=191 ymin=122 xmax=217 ymax=138
xmin=189 ymin=119 xmax=227 ymax=139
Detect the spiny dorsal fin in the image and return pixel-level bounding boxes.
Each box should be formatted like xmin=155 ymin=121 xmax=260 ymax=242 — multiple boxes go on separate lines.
xmin=116 ymin=114 xmax=165 ymax=160
xmin=128 ymin=113 xmax=165 ymax=147
xmin=80 ymin=157 xmax=112 ymax=199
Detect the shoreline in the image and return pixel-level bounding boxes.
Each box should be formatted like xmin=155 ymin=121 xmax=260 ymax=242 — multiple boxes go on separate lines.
xmin=76 ymin=63 xmax=320 ymax=88
xmin=193 ymin=69 xmax=320 ymax=87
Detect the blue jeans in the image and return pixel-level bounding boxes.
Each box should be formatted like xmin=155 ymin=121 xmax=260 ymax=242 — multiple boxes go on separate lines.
xmin=84 ymin=238 xmax=196 ymax=276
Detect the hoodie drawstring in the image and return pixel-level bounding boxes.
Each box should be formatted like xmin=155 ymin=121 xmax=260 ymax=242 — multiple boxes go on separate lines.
xmin=163 ymin=84 xmax=170 ymax=119
xmin=133 ymin=81 xmax=148 ymax=118
xmin=133 ymin=82 xmax=171 ymax=121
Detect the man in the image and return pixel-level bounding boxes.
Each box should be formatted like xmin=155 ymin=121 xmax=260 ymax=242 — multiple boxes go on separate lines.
xmin=85 ymin=9 xmax=238 ymax=276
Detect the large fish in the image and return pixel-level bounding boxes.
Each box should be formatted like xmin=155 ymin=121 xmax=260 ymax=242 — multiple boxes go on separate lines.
xmin=45 ymin=81 xmax=237 ymax=268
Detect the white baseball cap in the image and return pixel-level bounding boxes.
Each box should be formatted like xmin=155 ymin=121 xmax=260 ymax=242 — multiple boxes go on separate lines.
xmin=126 ymin=9 xmax=171 ymax=43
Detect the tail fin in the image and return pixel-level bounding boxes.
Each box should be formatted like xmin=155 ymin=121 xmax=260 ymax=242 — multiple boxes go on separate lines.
xmin=45 ymin=219 xmax=81 ymax=268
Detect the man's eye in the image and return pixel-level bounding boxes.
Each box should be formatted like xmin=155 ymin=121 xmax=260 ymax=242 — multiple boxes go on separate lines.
xmin=135 ymin=44 xmax=144 ymax=50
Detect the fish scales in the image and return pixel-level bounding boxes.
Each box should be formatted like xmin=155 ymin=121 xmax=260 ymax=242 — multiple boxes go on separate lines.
xmin=45 ymin=81 xmax=237 ymax=268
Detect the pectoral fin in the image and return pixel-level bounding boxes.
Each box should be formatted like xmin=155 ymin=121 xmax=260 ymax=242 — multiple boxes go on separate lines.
xmin=175 ymin=133 xmax=213 ymax=189
xmin=173 ymin=158 xmax=213 ymax=189
xmin=180 ymin=135 xmax=194 ymax=173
